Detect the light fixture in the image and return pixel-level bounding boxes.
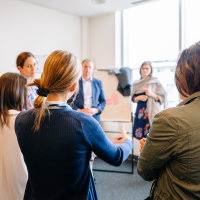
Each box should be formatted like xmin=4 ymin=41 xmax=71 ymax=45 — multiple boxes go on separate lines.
xmin=92 ymin=0 xmax=106 ymax=4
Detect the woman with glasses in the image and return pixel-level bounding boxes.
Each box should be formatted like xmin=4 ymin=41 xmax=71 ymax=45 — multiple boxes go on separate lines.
xmin=131 ymin=61 xmax=167 ymax=139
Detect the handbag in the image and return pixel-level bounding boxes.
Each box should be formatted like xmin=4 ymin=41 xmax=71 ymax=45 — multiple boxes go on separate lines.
xmin=144 ymin=179 xmax=157 ymax=200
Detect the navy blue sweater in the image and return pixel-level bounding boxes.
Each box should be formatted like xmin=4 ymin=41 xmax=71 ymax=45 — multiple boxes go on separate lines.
xmin=15 ymin=105 xmax=133 ymax=200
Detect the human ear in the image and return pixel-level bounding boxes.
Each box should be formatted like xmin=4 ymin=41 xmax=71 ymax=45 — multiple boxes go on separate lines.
xmin=17 ymin=66 xmax=23 ymax=72
xmin=70 ymin=82 xmax=78 ymax=92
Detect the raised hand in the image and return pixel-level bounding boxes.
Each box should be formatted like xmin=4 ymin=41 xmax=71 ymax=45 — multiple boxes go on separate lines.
xmin=143 ymin=88 xmax=153 ymax=97
xmin=113 ymin=126 xmax=132 ymax=144
xmin=139 ymin=138 xmax=146 ymax=152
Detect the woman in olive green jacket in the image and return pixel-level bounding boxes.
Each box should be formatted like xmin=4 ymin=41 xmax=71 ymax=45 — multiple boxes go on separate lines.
xmin=138 ymin=41 xmax=200 ymax=200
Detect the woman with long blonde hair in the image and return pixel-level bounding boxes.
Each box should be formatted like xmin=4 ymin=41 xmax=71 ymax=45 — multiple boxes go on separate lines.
xmin=15 ymin=50 xmax=133 ymax=200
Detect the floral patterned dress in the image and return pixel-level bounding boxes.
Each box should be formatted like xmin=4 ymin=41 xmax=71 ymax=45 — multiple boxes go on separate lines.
xmin=27 ymin=86 xmax=38 ymax=110
xmin=132 ymin=92 xmax=150 ymax=139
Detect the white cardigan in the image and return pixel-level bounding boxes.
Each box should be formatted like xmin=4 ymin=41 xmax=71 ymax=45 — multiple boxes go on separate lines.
xmin=0 ymin=110 xmax=28 ymax=200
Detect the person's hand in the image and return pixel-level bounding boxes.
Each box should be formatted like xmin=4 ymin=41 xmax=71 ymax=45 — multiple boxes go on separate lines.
xmin=89 ymin=108 xmax=99 ymax=115
xmin=78 ymin=108 xmax=99 ymax=116
xmin=113 ymin=126 xmax=132 ymax=144
xmin=139 ymin=138 xmax=146 ymax=152
xmin=143 ymin=88 xmax=153 ymax=97
xmin=78 ymin=109 xmax=92 ymax=115
xmin=139 ymin=95 xmax=148 ymax=102
xmin=90 ymin=152 xmax=95 ymax=161
xmin=143 ymin=88 xmax=159 ymax=101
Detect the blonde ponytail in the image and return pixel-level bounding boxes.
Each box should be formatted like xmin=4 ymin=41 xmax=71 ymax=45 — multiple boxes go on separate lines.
xmin=27 ymin=50 xmax=81 ymax=132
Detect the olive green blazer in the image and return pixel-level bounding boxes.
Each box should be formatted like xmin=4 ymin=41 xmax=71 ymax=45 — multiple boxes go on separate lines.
xmin=137 ymin=91 xmax=200 ymax=200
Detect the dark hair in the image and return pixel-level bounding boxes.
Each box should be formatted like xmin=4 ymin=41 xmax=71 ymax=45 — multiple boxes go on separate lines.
xmin=140 ymin=61 xmax=153 ymax=77
xmin=16 ymin=52 xmax=36 ymax=68
xmin=0 ymin=73 xmax=27 ymax=127
xmin=175 ymin=41 xmax=200 ymax=97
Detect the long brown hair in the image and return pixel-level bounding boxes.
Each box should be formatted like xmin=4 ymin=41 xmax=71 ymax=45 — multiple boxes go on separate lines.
xmin=175 ymin=41 xmax=200 ymax=97
xmin=27 ymin=50 xmax=82 ymax=131
xmin=0 ymin=73 xmax=27 ymax=127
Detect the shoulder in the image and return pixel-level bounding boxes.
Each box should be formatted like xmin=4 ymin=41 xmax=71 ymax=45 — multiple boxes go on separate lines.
xmin=153 ymin=108 xmax=179 ymax=129
xmin=151 ymin=76 xmax=159 ymax=81
xmin=15 ymin=109 xmax=34 ymax=123
xmin=148 ymin=107 xmax=179 ymax=140
xmin=92 ymin=78 xmax=103 ymax=89
xmin=15 ymin=109 xmax=35 ymax=133
xmin=67 ymin=110 xmax=100 ymax=131
xmin=153 ymin=100 xmax=200 ymax=133
xmin=149 ymin=76 xmax=160 ymax=83
xmin=148 ymin=77 xmax=164 ymax=91
xmin=16 ymin=109 xmax=33 ymax=119
xmin=133 ymin=78 xmax=142 ymax=85
xmin=92 ymin=77 xmax=102 ymax=84
xmin=68 ymin=110 xmax=99 ymax=124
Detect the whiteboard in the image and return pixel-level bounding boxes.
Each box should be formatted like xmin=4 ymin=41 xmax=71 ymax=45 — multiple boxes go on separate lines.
xmin=93 ymin=70 xmax=131 ymax=122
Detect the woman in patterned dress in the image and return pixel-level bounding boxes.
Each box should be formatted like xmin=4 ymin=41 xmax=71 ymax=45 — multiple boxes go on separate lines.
xmin=16 ymin=52 xmax=38 ymax=109
xmin=131 ymin=61 xmax=167 ymax=139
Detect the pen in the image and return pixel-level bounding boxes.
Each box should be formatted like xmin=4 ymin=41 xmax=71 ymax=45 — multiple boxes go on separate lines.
xmin=117 ymin=132 xmax=130 ymax=140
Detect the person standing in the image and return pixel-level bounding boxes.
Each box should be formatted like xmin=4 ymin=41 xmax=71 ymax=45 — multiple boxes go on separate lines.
xmin=131 ymin=61 xmax=167 ymax=139
xmin=138 ymin=41 xmax=200 ymax=200
xmin=68 ymin=59 xmax=106 ymax=124
xmin=0 ymin=73 xmax=28 ymax=200
xmin=16 ymin=52 xmax=38 ymax=109
xmin=15 ymin=51 xmax=133 ymax=200
xmin=68 ymin=59 xmax=106 ymax=179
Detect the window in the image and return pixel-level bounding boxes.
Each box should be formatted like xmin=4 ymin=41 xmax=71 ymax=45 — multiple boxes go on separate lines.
xmin=123 ymin=0 xmax=180 ymax=109
xmin=185 ymin=0 xmax=200 ymax=48
xmin=123 ymin=0 xmax=179 ymax=68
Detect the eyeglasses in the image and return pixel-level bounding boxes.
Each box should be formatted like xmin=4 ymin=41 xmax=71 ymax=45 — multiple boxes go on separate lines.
xmin=141 ymin=68 xmax=151 ymax=70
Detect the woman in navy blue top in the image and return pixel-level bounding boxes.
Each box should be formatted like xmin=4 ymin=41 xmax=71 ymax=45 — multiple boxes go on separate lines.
xmin=15 ymin=50 xmax=133 ymax=200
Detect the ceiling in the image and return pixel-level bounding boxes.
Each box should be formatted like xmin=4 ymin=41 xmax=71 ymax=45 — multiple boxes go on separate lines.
xmin=19 ymin=0 xmax=158 ymax=18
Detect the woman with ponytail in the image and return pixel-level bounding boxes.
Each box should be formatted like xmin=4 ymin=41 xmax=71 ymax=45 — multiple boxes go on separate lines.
xmin=15 ymin=50 xmax=133 ymax=200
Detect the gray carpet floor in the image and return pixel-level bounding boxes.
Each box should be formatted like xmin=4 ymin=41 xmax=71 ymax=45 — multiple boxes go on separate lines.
xmin=93 ymin=158 xmax=152 ymax=200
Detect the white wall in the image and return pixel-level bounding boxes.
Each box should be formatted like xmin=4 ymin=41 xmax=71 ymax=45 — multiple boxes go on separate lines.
xmin=0 ymin=0 xmax=138 ymax=155
xmin=89 ymin=13 xmax=115 ymax=69
xmin=81 ymin=17 xmax=90 ymax=61
xmin=0 ymin=0 xmax=81 ymax=75
xmin=89 ymin=13 xmax=140 ymax=156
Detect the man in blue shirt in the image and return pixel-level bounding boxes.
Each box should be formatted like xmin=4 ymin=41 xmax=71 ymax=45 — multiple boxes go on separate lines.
xmin=68 ymin=59 xmax=106 ymax=180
